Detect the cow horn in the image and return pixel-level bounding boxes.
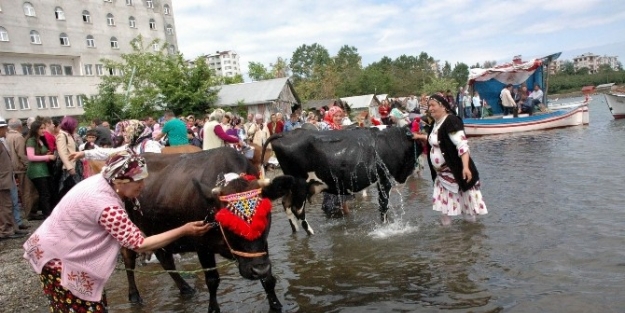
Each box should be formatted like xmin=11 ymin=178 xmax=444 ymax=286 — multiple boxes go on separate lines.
xmin=211 ymin=186 xmax=222 ymax=196
xmin=257 ymin=178 xmax=271 ymax=187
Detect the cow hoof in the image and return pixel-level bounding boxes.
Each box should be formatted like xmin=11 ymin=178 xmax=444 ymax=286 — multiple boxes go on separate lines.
xmin=269 ymin=300 xmax=283 ymax=312
xmin=128 ymin=293 xmax=143 ymax=304
xmin=209 ymin=305 xmax=221 ymax=313
xmin=302 ymin=220 xmax=314 ymax=235
xmin=179 ymin=286 xmax=196 ymax=297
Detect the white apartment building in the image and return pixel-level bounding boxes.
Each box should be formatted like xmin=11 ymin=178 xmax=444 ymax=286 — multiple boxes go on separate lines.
xmin=0 ymin=0 xmax=178 ymax=120
xmin=572 ymin=53 xmax=620 ymax=74
xmin=204 ymin=50 xmax=242 ymax=77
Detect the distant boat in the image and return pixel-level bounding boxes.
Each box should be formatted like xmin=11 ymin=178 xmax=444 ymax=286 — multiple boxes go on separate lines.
xmin=604 ymin=93 xmax=625 ymax=119
xmin=464 ymin=103 xmax=589 ymax=136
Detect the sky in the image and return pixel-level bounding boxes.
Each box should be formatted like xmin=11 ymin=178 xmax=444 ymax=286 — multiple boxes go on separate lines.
xmin=172 ymin=0 xmax=625 ymax=75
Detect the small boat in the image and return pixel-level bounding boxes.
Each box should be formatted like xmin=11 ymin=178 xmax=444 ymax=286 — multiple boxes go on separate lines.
xmin=465 ymin=52 xmax=590 ymax=136
xmin=604 ymin=93 xmax=625 ymax=119
xmin=464 ymin=103 xmax=589 ymax=136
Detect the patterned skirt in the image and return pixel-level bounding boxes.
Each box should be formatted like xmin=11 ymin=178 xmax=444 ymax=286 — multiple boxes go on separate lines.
xmin=39 ymin=266 xmax=107 ymax=313
xmin=432 ymin=172 xmax=488 ymax=217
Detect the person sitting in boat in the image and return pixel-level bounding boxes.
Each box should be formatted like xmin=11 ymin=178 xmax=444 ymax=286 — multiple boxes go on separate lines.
xmin=500 ymin=84 xmax=517 ymax=116
xmin=527 ymin=84 xmax=546 ymax=112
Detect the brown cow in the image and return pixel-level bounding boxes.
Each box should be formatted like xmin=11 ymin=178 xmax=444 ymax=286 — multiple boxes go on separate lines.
xmin=120 ymin=147 xmax=293 ymax=313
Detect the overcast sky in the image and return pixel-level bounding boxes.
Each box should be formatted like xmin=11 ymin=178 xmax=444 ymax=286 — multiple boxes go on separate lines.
xmin=172 ymin=0 xmax=625 ymax=74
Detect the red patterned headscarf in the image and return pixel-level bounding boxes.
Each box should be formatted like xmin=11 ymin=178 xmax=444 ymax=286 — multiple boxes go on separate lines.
xmin=324 ymin=106 xmax=344 ymax=130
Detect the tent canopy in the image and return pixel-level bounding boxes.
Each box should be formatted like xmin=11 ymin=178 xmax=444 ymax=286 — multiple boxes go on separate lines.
xmin=469 ymin=59 xmax=544 ymax=114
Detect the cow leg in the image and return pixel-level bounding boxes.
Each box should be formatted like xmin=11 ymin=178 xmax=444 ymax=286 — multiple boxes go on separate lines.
xmin=260 ymin=269 xmax=283 ymax=312
xmin=196 ymin=250 xmax=221 ymax=313
xmin=281 ymin=195 xmax=299 ymax=233
xmin=153 ymin=249 xmax=196 ymax=297
xmin=120 ymin=247 xmax=143 ymax=304
xmin=377 ymin=177 xmax=393 ymax=223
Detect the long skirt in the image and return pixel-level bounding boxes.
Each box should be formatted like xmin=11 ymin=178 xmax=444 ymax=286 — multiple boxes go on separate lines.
xmin=39 ymin=266 xmax=107 ymax=313
xmin=432 ymin=176 xmax=488 ymax=217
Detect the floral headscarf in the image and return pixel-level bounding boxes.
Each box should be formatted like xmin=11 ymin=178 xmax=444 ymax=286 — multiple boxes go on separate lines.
xmin=114 ymin=120 xmax=153 ymax=148
xmin=324 ymin=106 xmax=344 ymax=130
xmin=102 ymin=150 xmax=148 ymax=184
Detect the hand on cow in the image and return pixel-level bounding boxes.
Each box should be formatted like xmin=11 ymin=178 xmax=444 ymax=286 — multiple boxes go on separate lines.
xmin=184 ymin=221 xmax=212 ymax=236
xmin=69 ymin=151 xmax=85 ymax=161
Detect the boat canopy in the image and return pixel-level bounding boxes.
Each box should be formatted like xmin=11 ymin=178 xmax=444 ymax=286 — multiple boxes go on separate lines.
xmin=468 ymin=59 xmax=543 ymax=84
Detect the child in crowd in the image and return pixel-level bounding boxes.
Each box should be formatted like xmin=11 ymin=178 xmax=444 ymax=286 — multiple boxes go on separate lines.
xmin=79 ymin=130 xmax=99 ymax=151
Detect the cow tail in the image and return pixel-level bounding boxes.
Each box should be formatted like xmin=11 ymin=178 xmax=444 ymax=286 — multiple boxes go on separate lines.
xmin=260 ymin=133 xmax=283 ymax=178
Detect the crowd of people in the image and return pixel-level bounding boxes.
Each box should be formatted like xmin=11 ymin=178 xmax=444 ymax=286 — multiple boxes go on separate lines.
xmin=0 ymin=90 xmax=490 ymax=310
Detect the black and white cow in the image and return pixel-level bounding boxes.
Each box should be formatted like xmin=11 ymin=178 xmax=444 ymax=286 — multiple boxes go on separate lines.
xmin=261 ymin=126 xmax=422 ymax=235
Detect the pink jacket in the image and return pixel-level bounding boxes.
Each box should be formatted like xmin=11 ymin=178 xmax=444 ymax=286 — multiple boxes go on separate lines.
xmin=23 ymin=175 xmax=125 ymax=301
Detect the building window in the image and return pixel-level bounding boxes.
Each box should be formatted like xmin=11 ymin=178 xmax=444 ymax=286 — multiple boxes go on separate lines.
xmin=76 ymin=95 xmax=85 ymax=107
xmin=36 ymin=96 xmax=46 ymax=109
xmin=55 ymin=7 xmax=65 ymax=20
xmin=23 ymin=2 xmax=36 ymax=17
xmin=0 ymin=27 xmax=9 ymax=42
xmin=50 ymin=64 xmax=62 ymax=75
xmin=149 ymin=19 xmax=156 ymax=30
xmin=22 ymin=63 xmax=34 ymax=75
xmin=59 ymin=33 xmax=70 ymax=46
xmin=3 ymin=63 xmax=16 ymax=75
xmin=30 ymin=30 xmax=41 ymax=44
xmin=19 ymin=97 xmax=30 ymax=110
xmin=84 ymin=64 xmax=93 ymax=76
xmin=86 ymin=35 xmax=95 ymax=47
xmin=108 ymin=67 xmax=115 ymax=76
xmin=168 ymin=45 xmax=176 ymax=54
xmin=146 ymin=0 xmax=154 ymax=8
xmin=82 ymin=10 xmax=91 ymax=23
xmin=64 ymin=95 xmax=74 ymax=108
xmin=4 ymin=97 xmax=16 ymax=110
xmin=107 ymin=13 xmax=115 ymax=26
xmin=64 ymin=66 xmax=73 ymax=76
xmin=34 ymin=64 xmax=45 ymax=75
xmin=163 ymin=4 xmax=170 ymax=14
xmin=104 ymin=0 xmax=112 ymax=2
xmin=129 ymin=16 xmax=136 ymax=28
xmin=166 ymin=24 xmax=174 ymax=35
xmin=96 ymin=64 xmax=103 ymax=76
xmin=110 ymin=37 xmax=118 ymax=49
xmin=49 ymin=96 xmax=59 ymax=108
xmin=126 ymin=0 xmax=133 ymax=5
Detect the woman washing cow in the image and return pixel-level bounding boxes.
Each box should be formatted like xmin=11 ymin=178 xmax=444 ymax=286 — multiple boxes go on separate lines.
xmin=318 ymin=106 xmax=355 ymax=216
xmin=69 ymin=120 xmax=162 ymax=165
xmin=412 ymin=94 xmax=487 ymax=225
xmin=23 ymin=150 xmax=210 ymax=312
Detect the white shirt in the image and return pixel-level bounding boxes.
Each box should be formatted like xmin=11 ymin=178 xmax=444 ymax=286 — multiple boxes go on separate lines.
xmin=529 ymin=89 xmax=543 ymax=100
xmin=472 ymin=96 xmax=482 ymax=107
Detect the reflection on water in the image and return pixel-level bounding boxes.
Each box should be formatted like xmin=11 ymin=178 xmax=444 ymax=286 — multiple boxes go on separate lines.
xmin=104 ymin=98 xmax=625 ymax=312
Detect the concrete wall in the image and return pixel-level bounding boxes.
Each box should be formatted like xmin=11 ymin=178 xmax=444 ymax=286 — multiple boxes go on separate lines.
xmin=0 ymin=0 xmax=178 ymax=120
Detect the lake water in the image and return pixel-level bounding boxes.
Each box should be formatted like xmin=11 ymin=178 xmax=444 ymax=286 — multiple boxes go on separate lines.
xmin=104 ymin=96 xmax=625 ymax=313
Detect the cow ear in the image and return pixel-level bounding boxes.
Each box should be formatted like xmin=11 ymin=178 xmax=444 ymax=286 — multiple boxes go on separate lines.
xmin=192 ymin=179 xmax=217 ymax=205
xmin=261 ymin=175 xmax=294 ymax=200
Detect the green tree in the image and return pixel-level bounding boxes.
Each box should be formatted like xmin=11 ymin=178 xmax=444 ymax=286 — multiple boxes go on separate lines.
xmin=450 ymin=62 xmax=470 ymax=87
xmin=290 ymin=43 xmax=331 ymax=80
xmin=421 ymin=77 xmax=457 ymax=95
xmin=270 ymin=57 xmax=290 ymax=78
xmin=576 ymin=67 xmax=590 ymax=75
xmin=441 ymin=61 xmax=452 ymax=78
xmin=82 ymin=84 xmax=127 ymax=124
xmin=84 ymin=35 xmax=219 ymax=120
xmin=598 ymin=64 xmax=614 ymax=73
xmin=248 ymin=61 xmax=272 ymax=81
xmin=221 ymin=73 xmax=244 ymax=85
xmin=560 ymin=60 xmax=575 ymax=75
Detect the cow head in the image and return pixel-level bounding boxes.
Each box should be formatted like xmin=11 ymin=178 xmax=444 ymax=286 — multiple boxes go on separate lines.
xmin=280 ymin=176 xmax=325 ymax=236
xmin=209 ymin=174 xmax=294 ymax=280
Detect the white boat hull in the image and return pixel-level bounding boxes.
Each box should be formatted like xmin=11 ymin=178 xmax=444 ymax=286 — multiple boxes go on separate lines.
xmin=604 ymin=93 xmax=625 ymax=119
xmin=464 ymin=104 xmax=588 ymax=136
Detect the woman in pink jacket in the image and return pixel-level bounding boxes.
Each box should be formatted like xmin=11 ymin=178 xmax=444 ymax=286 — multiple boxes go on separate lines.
xmin=24 ymin=150 xmax=210 ymax=312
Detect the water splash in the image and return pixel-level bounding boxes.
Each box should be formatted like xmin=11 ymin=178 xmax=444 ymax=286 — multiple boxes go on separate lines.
xmin=367 ymin=220 xmax=419 ymax=239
